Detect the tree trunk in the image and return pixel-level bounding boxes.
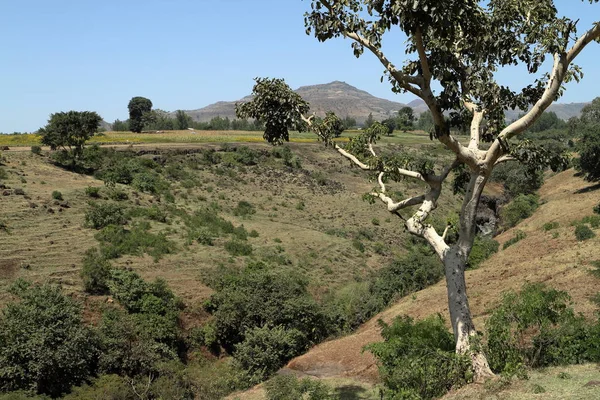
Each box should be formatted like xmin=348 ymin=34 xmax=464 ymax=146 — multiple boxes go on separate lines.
xmin=442 ymin=171 xmax=494 ymax=382
xmin=443 ymin=248 xmax=494 ymax=382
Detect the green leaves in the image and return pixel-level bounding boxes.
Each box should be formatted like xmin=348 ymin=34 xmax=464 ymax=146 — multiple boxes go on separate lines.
xmin=235 ymin=78 xmax=310 ymax=145
xmin=127 ymin=96 xmax=153 ymax=133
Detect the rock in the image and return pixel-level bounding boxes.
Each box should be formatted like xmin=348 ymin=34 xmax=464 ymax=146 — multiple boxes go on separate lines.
xmin=47 ymin=208 xmax=55 ymax=214
xmin=0 ymin=146 xmax=9 ymax=151
xmin=2 ymin=190 xmax=10 ymax=196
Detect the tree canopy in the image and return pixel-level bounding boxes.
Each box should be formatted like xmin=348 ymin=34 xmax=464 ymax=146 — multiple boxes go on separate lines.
xmin=128 ymin=97 xmax=153 ymax=133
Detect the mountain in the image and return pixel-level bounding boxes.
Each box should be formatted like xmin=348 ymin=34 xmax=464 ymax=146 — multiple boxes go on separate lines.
xmin=177 ymin=81 xmax=588 ymax=125
xmin=179 ymin=81 xmax=409 ymax=124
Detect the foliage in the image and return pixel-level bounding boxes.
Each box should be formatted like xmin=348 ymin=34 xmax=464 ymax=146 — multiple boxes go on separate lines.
xmin=205 ymin=263 xmax=329 ymax=353
xmin=51 ymin=190 xmax=63 ymax=200
xmin=486 ymin=283 xmax=600 ymax=375
xmin=500 ymin=194 xmax=539 ymax=229
xmin=233 ymin=325 xmax=307 ymax=384
xmin=85 ymin=186 xmax=101 ymax=198
xmin=236 ymin=78 xmax=310 ymax=145
xmin=397 ymin=106 xmax=415 ymax=132
xmin=366 ymin=315 xmax=471 ymax=400
xmin=575 ymin=224 xmax=596 ymax=241
xmin=30 ymin=145 xmax=41 ymax=155
xmin=543 ymin=221 xmax=560 ymax=231
xmin=84 ymin=202 xmax=127 ymax=229
xmin=131 ymin=171 xmax=168 ymax=194
xmin=503 ymin=230 xmax=527 ymax=249
xmin=81 ymin=247 xmax=112 ymax=294
xmin=468 ymin=236 xmax=500 ymax=268
xmin=38 ymin=111 xmax=101 ymax=167
xmin=491 ymin=162 xmax=544 ymax=197
xmin=0 ymin=281 xmax=98 ymax=397
xmin=576 ymin=123 xmax=600 ymax=181
xmin=233 ymin=200 xmax=256 ymax=217
xmin=63 ymin=375 xmax=133 ymax=400
xmin=95 ymin=223 xmax=174 ymax=261
xmin=265 ymin=374 xmax=335 ymax=400
xmin=128 ymin=97 xmax=153 ymax=133
xmin=111 ymin=119 xmax=130 ymax=132
xmin=594 ymin=203 xmax=600 ymax=215
xmin=224 ymin=240 xmax=253 ymax=256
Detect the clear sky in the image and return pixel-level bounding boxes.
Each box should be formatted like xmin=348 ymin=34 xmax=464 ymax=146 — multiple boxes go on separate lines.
xmin=0 ymin=0 xmax=598 ymax=132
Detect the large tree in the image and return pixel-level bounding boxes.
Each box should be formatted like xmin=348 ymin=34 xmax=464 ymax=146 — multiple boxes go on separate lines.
xmin=237 ymin=0 xmax=600 ymax=380
xmin=128 ymin=96 xmax=153 ymax=133
xmin=39 ymin=110 xmax=102 ymax=167
xmin=576 ymin=97 xmax=600 ymax=180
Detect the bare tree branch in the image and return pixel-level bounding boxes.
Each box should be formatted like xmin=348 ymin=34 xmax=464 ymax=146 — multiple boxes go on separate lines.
xmin=494 ymin=155 xmax=516 ymax=165
xmin=414 ymin=27 xmax=432 ymax=85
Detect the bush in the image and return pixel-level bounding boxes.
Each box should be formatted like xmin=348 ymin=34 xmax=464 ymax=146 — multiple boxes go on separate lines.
xmin=51 ymin=190 xmax=63 ymax=200
xmin=500 ymin=194 xmax=539 ymax=229
xmin=366 ymin=315 xmax=471 ymax=399
xmin=503 ymin=230 xmax=527 ymax=249
xmin=0 ymin=280 xmax=98 ymax=397
xmin=81 ymin=248 xmax=112 ymax=294
xmin=594 ymin=203 xmax=600 ymax=215
xmin=84 ymin=202 xmax=127 ymax=229
xmin=132 ymin=171 xmax=168 ymax=194
xmin=581 ymin=214 xmax=600 ymax=228
xmin=107 ymin=188 xmax=129 ymax=201
xmin=468 ymin=236 xmax=500 ymax=268
xmin=233 ymin=326 xmax=307 ymax=384
xmin=85 ymin=186 xmax=101 ymax=198
xmin=63 ymin=375 xmax=133 ymax=400
xmin=30 ymin=145 xmax=42 ymax=155
xmin=95 ymin=223 xmax=174 ymax=261
xmin=233 ymin=200 xmax=256 ymax=217
xmin=576 ymin=124 xmax=600 ymax=181
xmin=485 ymin=283 xmax=600 ymax=374
xmin=224 ymin=240 xmax=253 ymax=256
xmin=543 ymin=221 xmax=560 ymax=231
xmin=265 ymin=374 xmax=335 ymax=400
xmin=575 ymin=224 xmax=596 ymax=241
xmin=491 ymin=162 xmax=544 ymax=197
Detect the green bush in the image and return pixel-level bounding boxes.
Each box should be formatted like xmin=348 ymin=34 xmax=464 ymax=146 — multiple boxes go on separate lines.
xmin=128 ymin=206 xmax=168 ymax=223
xmin=581 ymin=214 xmax=600 ymax=228
xmin=0 ymin=168 xmax=7 ymax=180
xmin=594 ymin=203 xmax=600 ymax=215
xmin=30 ymin=145 xmax=42 ymax=155
xmin=84 ymin=202 xmax=127 ymax=229
xmin=575 ymin=224 xmax=596 ymax=241
xmin=132 ymin=171 xmax=168 ymax=194
xmin=224 ymin=240 xmax=253 ymax=256
xmin=233 ymin=200 xmax=256 ymax=217
xmin=265 ymin=374 xmax=335 ymax=400
xmin=233 ymin=326 xmax=307 ymax=384
xmin=468 ymin=236 xmax=500 ymax=268
xmin=51 ymin=190 xmax=63 ymax=200
xmin=543 ymin=221 xmax=560 ymax=231
xmin=491 ymin=162 xmax=544 ymax=197
xmin=95 ymin=223 xmax=174 ymax=261
xmin=366 ymin=315 xmax=471 ymax=400
xmin=485 ymin=283 xmax=600 ymax=374
xmin=0 ymin=280 xmax=98 ymax=397
xmin=107 ymin=188 xmax=128 ymax=201
xmin=81 ymin=248 xmax=112 ymax=294
xmin=63 ymin=375 xmax=133 ymax=400
xmin=500 ymin=194 xmax=539 ymax=229
xmin=85 ymin=186 xmax=101 ymax=198
xmin=503 ymin=230 xmax=527 ymax=249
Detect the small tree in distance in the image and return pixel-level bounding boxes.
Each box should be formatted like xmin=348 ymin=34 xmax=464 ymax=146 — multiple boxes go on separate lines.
xmin=238 ymin=0 xmax=600 ymax=380
xmin=128 ymin=96 xmax=153 ymax=133
xmin=39 ymin=110 xmax=102 ymax=168
xmin=397 ymin=106 xmax=415 ymax=132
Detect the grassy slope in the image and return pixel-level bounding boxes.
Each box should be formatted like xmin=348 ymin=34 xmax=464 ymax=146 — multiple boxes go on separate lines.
xmin=229 ymin=169 xmax=600 ymax=399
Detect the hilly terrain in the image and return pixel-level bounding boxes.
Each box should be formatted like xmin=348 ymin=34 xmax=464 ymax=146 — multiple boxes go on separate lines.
xmin=174 ymin=81 xmax=587 ymax=125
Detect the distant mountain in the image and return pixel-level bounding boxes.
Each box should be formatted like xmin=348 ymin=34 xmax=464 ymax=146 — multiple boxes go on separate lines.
xmin=176 ymin=81 xmax=588 ymax=124
xmin=179 ymin=81 xmax=409 ymax=124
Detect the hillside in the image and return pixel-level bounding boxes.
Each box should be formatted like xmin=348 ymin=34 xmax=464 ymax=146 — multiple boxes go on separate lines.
xmin=229 ymin=169 xmax=600 ymax=399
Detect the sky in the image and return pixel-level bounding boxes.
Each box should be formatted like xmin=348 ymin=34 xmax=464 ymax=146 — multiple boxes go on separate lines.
xmin=0 ymin=0 xmax=599 ymax=133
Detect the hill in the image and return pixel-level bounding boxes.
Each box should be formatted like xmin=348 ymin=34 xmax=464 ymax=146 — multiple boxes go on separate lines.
xmin=178 ymin=81 xmax=409 ymax=124
xmin=229 ymin=168 xmax=600 ymax=399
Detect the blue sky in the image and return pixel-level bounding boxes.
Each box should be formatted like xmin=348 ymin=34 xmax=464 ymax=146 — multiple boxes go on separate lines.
xmin=0 ymin=0 xmax=598 ymax=132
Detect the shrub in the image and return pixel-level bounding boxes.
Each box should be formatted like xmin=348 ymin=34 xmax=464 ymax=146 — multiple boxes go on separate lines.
xmin=265 ymin=374 xmax=334 ymax=400
xmin=366 ymin=315 xmax=471 ymax=399
xmin=128 ymin=206 xmax=168 ymax=223
xmin=581 ymin=214 xmax=600 ymax=228
xmin=485 ymin=283 xmax=600 ymax=374
xmin=233 ymin=200 xmax=256 ymax=217
xmin=594 ymin=203 xmax=600 ymax=215
xmin=107 ymin=188 xmax=128 ymax=201
xmin=0 ymin=280 xmax=98 ymax=397
xmin=51 ymin=190 xmax=63 ymax=200
xmin=0 ymin=168 xmax=7 ymax=180
xmin=95 ymin=224 xmax=174 ymax=261
xmin=30 ymin=145 xmax=42 ymax=155
xmin=84 ymin=202 xmax=127 ymax=229
xmin=132 ymin=172 xmax=167 ymax=194
xmin=352 ymin=238 xmax=365 ymax=253
xmin=224 ymin=240 xmax=253 ymax=256
xmin=543 ymin=221 xmax=560 ymax=231
xmin=233 ymin=326 xmax=307 ymax=384
xmin=468 ymin=236 xmax=500 ymax=268
xmin=85 ymin=186 xmax=101 ymax=198
xmin=62 ymin=375 xmax=133 ymax=400
xmin=491 ymin=162 xmax=544 ymax=197
xmin=81 ymin=248 xmax=112 ymax=294
xmin=503 ymin=230 xmax=527 ymax=249
xmin=575 ymin=224 xmax=596 ymax=241
xmin=500 ymin=194 xmax=539 ymax=229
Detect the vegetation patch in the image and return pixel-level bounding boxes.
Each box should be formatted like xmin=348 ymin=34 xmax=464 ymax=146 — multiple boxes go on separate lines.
xmin=503 ymin=230 xmax=527 ymax=250
xmin=95 ymin=222 xmax=175 ymax=261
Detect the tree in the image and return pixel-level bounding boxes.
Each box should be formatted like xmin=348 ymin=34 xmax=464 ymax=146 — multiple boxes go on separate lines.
xmin=175 ymin=110 xmax=193 ymax=130
xmin=381 ymin=118 xmax=396 ymax=135
xmin=363 ymin=112 xmax=375 ymax=129
xmin=238 ymin=0 xmax=600 ymax=380
xmin=0 ymin=280 xmax=98 ymax=397
xmin=128 ymin=97 xmax=153 ymax=133
xmin=111 ymin=119 xmax=129 ymax=132
xmin=576 ymin=97 xmax=600 ymax=180
xmin=397 ymin=106 xmax=415 ymax=132
xmin=38 ymin=111 xmax=101 ymax=167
